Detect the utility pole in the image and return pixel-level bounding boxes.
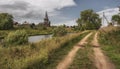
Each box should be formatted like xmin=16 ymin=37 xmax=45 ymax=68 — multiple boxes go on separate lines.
xmin=118 ymin=6 xmax=120 ymax=15
xmin=102 ymin=12 xmax=104 ymax=26
xmin=103 ymin=12 xmax=109 ymax=25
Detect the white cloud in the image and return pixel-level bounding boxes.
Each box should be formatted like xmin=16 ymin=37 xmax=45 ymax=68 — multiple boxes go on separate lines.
xmin=97 ymin=7 xmax=119 ymax=26
xmin=0 ymin=0 xmax=76 ymax=11
xmin=0 ymin=0 xmax=76 ymax=23
xmin=52 ymin=19 xmax=77 ymax=26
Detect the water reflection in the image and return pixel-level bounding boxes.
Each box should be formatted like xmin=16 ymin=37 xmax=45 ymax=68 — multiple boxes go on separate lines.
xmin=28 ymin=35 xmax=52 ymax=43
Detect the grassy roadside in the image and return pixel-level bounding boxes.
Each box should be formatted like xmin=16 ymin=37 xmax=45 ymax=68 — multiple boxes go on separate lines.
xmin=27 ymin=31 xmax=90 ymax=69
xmin=68 ymin=31 xmax=96 ymax=69
xmin=0 ymin=31 xmax=90 ymax=69
xmin=100 ymin=44 xmax=119 ymax=68
xmin=98 ymin=26 xmax=120 ymax=69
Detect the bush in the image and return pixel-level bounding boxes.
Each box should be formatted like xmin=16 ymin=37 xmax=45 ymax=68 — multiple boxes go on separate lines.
xmin=5 ymin=30 xmax=28 ymax=45
xmin=53 ymin=26 xmax=67 ymax=37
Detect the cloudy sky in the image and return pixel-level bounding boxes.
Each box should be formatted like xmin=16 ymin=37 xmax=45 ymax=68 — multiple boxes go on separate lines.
xmin=0 ymin=0 xmax=120 ymax=26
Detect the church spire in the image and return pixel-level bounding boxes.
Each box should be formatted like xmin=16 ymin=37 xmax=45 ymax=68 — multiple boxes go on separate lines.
xmin=44 ymin=11 xmax=51 ymax=27
xmin=45 ymin=11 xmax=48 ymax=20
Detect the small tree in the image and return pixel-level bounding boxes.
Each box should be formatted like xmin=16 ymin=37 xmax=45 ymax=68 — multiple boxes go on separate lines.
xmin=5 ymin=30 xmax=28 ymax=45
xmin=30 ymin=23 xmax=35 ymax=29
xmin=112 ymin=14 xmax=120 ymax=25
xmin=0 ymin=13 xmax=14 ymax=30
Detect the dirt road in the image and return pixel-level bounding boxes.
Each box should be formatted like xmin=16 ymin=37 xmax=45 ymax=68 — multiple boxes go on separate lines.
xmin=56 ymin=32 xmax=93 ymax=69
xmin=92 ymin=32 xmax=115 ymax=69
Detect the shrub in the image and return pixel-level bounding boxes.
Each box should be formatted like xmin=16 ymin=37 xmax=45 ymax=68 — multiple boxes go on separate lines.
xmin=5 ymin=30 xmax=28 ymax=45
xmin=53 ymin=26 xmax=67 ymax=37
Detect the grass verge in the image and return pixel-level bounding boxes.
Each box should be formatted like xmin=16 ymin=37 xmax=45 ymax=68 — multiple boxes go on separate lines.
xmin=26 ymin=31 xmax=90 ymax=69
xmin=0 ymin=31 xmax=90 ymax=69
xmin=98 ymin=26 xmax=120 ymax=69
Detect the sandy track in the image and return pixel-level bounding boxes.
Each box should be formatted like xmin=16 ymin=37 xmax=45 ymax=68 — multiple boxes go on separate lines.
xmin=56 ymin=32 xmax=93 ymax=69
xmin=92 ymin=32 xmax=115 ymax=69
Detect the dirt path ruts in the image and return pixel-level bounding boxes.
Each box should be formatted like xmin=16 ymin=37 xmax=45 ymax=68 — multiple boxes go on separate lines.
xmin=56 ymin=32 xmax=93 ymax=69
xmin=92 ymin=32 xmax=115 ymax=69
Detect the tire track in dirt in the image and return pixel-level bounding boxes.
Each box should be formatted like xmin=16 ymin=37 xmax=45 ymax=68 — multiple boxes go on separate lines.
xmin=56 ymin=32 xmax=93 ymax=69
xmin=92 ymin=32 xmax=115 ymax=69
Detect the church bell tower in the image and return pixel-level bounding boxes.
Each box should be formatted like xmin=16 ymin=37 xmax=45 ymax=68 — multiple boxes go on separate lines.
xmin=44 ymin=11 xmax=50 ymax=27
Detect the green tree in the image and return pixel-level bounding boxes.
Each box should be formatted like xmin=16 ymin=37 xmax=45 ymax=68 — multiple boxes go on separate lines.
xmin=112 ymin=14 xmax=120 ymax=25
xmin=0 ymin=13 xmax=14 ymax=30
xmin=77 ymin=9 xmax=101 ymax=30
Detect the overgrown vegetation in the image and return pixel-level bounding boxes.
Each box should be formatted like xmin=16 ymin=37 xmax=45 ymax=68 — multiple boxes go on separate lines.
xmin=4 ymin=30 xmax=28 ymax=45
xmin=0 ymin=29 xmax=52 ymax=39
xmin=0 ymin=31 xmax=89 ymax=69
xmin=53 ymin=26 xmax=67 ymax=37
xmin=39 ymin=31 xmax=90 ymax=69
xmin=99 ymin=26 xmax=120 ymax=69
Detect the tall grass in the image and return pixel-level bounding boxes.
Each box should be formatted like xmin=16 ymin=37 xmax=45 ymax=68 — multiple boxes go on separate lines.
xmin=5 ymin=30 xmax=28 ymax=45
xmin=0 ymin=31 xmax=89 ymax=69
xmin=39 ymin=31 xmax=90 ymax=69
xmin=0 ymin=29 xmax=52 ymax=37
xmin=99 ymin=26 xmax=120 ymax=69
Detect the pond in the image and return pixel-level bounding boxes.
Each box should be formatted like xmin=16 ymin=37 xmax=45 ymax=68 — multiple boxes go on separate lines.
xmin=28 ymin=34 xmax=52 ymax=43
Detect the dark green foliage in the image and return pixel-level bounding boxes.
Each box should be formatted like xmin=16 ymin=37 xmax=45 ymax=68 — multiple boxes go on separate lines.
xmin=0 ymin=13 xmax=14 ymax=30
xmin=5 ymin=30 xmax=28 ymax=45
xmin=53 ymin=26 xmax=67 ymax=37
xmin=30 ymin=23 xmax=35 ymax=29
xmin=112 ymin=14 xmax=120 ymax=25
xmin=77 ymin=9 xmax=101 ymax=30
